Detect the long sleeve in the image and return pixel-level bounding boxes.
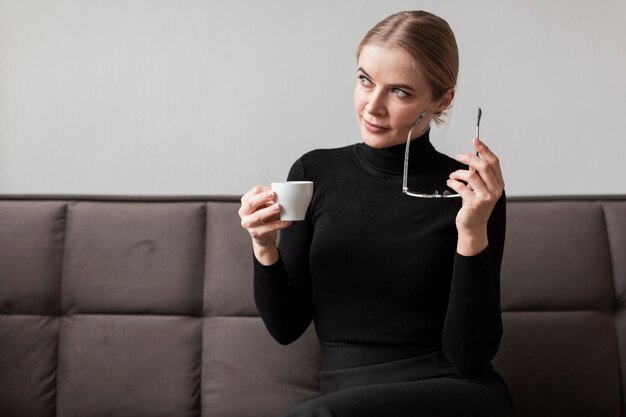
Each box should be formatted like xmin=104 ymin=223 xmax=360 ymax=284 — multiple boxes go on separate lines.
xmin=253 ymin=158 xmax=314 ymax=345
xmin=441 ymin=192 xmax=506 ymax=374
xmin=253 ymin=136 xmax=510 ymax=355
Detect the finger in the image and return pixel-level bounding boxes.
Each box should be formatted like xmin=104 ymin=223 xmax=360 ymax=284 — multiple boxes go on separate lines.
xmin=263 ymin=211 xmax=282 ymax=224
xmin=472 ymin=137 xmax=494 ymax=158
xmin=240 ymin=185 xmax=270 ymax=203
xmin=454 ymin=154 xmax=499 ymax=192
xmin=472 ymin=138 xmax=505 ymax=188
xmin=241 ymin=202 xmax=281 ymax=229
xmin=449 ymin=169 xmax=489 ymax=196
xmin=239 ymin=187 xmax=275 ymax=217
xmin=446 ymin=178 xmax=474 ymax=200
xmin=250 ymin=219 xmax=293 ymax=239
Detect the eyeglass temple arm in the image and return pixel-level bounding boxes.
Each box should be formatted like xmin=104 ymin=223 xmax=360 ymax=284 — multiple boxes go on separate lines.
xmin=402 ymin=111 xmax=427 ymax=193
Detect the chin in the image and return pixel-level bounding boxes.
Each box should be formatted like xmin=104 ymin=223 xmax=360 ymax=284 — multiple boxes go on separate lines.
xmin=361 ymin=132 xmax=402 ymax=149
xmin=363 ymin=137 xmax=387 ymax=148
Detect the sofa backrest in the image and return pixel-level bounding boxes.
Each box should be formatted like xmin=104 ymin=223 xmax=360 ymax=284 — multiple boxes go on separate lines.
xmin=494 ymin=197 xmax=626 ymax=417
xmin=0 ymin=196 xmax=320 ymax=417
xmin=1 ymin=195 xmax=625 ymax=417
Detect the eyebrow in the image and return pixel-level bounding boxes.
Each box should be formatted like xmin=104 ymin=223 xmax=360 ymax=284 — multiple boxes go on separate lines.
xmin=357 ymin=67 xmax=415 ymax=92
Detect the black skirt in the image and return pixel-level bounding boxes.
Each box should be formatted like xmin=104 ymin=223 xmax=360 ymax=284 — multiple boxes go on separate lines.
xmin=280 ymin=341 xmax=514 ymax=417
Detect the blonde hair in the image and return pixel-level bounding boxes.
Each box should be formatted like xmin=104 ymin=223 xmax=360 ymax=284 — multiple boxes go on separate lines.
xmin=356 ymin=11 xmax=459 ymax=125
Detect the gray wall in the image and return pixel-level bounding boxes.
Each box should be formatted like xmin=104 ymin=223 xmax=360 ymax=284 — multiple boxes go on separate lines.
xmin=1 ymin=0 xmax=625 ymax=197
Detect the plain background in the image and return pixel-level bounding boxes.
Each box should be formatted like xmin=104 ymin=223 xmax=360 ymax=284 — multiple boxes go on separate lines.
xmin=1 ymin=0 xmax=625 ymax=197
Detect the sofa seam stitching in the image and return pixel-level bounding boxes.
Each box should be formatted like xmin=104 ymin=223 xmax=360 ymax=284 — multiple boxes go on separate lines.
xmin=54 ymin=201 xmax=70 ymax=417
xmin=199 ymin=201 xmax=208 ymax=417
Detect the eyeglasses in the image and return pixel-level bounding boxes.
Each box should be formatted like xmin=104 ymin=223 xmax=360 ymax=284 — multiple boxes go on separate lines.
xmin=402 ymin=108 xmax=482 ymax=199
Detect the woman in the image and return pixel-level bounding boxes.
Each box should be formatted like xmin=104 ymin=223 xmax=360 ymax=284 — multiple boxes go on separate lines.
xmin=239 ymin=10 xmax=513 ymax=417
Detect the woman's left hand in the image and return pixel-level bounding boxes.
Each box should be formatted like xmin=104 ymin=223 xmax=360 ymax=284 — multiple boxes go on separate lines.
xmin=446 ymin=137 xmax=505 ymax=255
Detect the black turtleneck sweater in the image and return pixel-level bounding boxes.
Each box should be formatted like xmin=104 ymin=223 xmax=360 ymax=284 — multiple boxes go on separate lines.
xmin=253 ymin=131 xmax=506 ymax=374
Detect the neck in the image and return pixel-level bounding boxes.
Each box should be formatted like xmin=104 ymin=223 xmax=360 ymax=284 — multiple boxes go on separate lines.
xmin=358 ymin=129 xmax=436 ymax=174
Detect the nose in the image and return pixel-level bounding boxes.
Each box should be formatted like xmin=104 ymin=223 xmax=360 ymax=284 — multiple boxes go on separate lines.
xmin=365 ymin=88 xmax=386 ymax=116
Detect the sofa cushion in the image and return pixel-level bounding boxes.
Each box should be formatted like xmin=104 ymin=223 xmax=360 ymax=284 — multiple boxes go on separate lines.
xmin=501 ymin=201 xmax=614 ymax=311
xmin=603 ymin=202 xmax=626 ymax=414
xmin=204 ymin=201 xmax=258 ymax=317
xmin=494 ymin=311 xmax=620 ymax=417
xmin=56 ymin=315 xmax=201 ymax=417
xmin=62 ymin=202 xmax=206 ymax=315
xmin=0 ymin=201 xmax=66 ymax=315
xmin=0 ymin=315 xmax=57 ymax=417
xmin=202 ymin=318 xmax=320 ymax=417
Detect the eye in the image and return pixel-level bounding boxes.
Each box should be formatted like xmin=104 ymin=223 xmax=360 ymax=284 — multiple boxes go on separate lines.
xmin=391 ymin=88 xmax=409 ymax=97
xmin=358 ymin=75 xmax=373 ymax=87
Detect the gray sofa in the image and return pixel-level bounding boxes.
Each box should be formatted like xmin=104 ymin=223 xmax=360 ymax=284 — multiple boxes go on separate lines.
xmin=0 ymin=195 xmax=624 ymax=417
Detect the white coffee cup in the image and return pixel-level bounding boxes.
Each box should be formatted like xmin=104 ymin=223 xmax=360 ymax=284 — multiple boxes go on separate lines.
xmin=270 ymin=181 xmax=314 ymax=221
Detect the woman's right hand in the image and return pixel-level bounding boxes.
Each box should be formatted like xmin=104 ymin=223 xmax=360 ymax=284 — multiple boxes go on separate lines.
xmin=239 ymin=185 xmax=292 ymax=265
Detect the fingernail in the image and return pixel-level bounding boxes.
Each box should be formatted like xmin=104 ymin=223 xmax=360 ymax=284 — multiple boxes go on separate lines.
xmin=265 ymin=190 xmax=274 ymax=198
xmin=455 ymin=154 xmax=464 ymax=159
xmin=273 ymin=203 xmax=280 ymax=210
xmin=473 ymin=137 xmax=480 ymax=145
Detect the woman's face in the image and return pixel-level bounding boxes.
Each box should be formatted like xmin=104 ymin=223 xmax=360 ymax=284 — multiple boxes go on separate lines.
xmin=354 ymin=45 xmax=453 ymax=148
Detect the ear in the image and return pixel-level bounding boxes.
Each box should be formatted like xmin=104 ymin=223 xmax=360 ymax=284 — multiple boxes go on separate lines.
xmin=435 ymin=88 xmax=455 ymax=114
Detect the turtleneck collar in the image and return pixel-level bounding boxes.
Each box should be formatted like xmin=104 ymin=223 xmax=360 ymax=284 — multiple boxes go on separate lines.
xmin=356 ymin=129 xmax=438 ymax=175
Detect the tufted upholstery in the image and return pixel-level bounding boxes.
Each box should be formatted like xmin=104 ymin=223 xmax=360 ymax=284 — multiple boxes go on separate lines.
xmin=494 ymin=198 xmax=626 ymax=417
xmin=0 ymin=195 xmax=625 ymax=417
xmin=0 ymin=196 xmax=320 ymax=417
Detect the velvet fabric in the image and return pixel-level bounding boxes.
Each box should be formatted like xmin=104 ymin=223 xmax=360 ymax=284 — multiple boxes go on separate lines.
xmin=0 ymin=197 xmax=321 ymax=417
xmin=0 ymin=195 xmax=625 ymax=417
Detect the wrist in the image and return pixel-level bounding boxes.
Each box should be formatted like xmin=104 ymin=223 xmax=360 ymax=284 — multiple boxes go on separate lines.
xmin=456 ymin=228 xmax=488 ymax=256
xmin=253 ymin=242 xmax=279 ymax=266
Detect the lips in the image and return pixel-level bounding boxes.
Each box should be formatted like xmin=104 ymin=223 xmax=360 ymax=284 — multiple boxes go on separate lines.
xmin=364 ymin=119 xmax=390 ymax=133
